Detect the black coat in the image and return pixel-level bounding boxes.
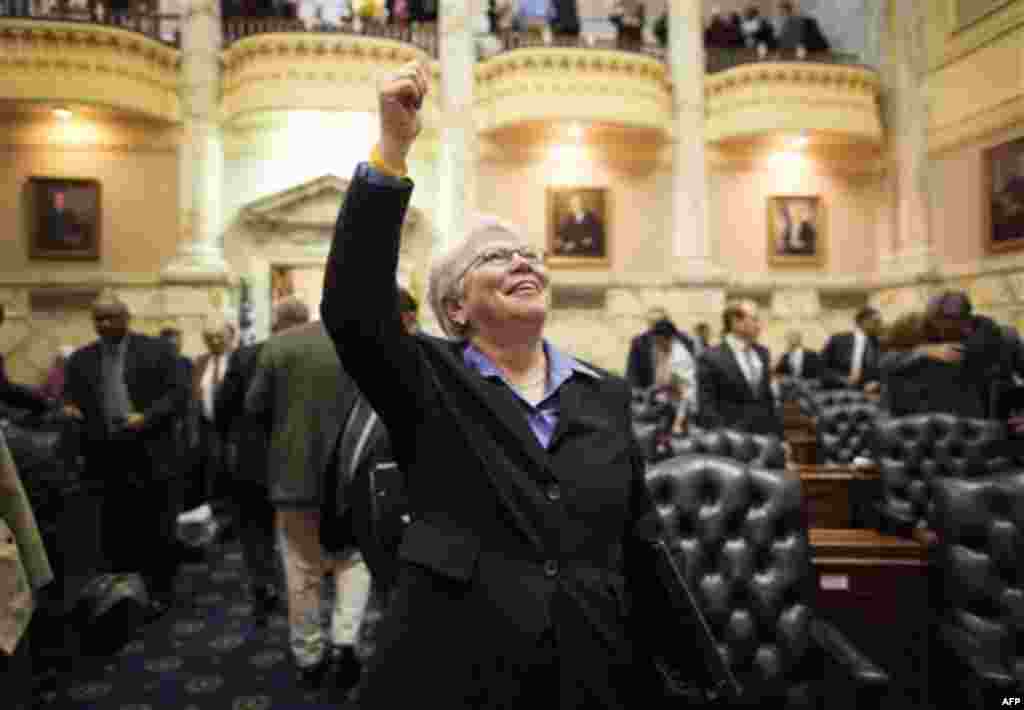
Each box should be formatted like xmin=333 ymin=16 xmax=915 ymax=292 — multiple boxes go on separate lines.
xmin=774 ymin=348 xmax=823 ymax=380
xmin=696 ymin=343 xmax=782 ymax=437
xmin=879 ymin=351 xmax=987 ymax=419
xmin=63 ymin=333 xmax=190 ymax=482
xmin=214 ymin=342 xmax=269 ymax=488
xmin=321 ymin=165 xmax=667 ymax=709
xmin=820 ymin=332 xmax=880 ymax=389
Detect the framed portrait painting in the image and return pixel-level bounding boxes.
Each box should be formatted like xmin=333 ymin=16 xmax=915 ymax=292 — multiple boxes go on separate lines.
xmin=28 ymin=176 xmax=101 ymax=260
xmin=767 ymin=195 xmax=825 ymax=267
xmin=546 ymin=186 xmax=610 ymax=268
xmin=985 ymin=135 xmax=1024 ymax=253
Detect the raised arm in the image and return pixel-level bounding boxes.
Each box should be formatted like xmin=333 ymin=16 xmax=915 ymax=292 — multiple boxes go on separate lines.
xmin=320 ymin=61 xmax=434 ymax=440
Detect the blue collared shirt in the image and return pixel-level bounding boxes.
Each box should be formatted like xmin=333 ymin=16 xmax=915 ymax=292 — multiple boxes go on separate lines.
xmin=462 ymin=340 xmax=600 ymax=450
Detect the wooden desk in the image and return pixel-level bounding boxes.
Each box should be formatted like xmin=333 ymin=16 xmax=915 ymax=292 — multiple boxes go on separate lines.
xmin=810 ymin=528 xmax=931 ymax=710
xmin=790 ymin=465 xmax=880 ymax=528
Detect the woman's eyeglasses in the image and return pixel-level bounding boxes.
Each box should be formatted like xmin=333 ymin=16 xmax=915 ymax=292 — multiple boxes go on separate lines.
xmin=469 ymin=246 xmax=545 ymax=270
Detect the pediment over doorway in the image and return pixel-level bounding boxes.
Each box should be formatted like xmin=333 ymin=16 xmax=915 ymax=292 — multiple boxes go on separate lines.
xmin=239 ymin=173 xmax=421 ymax=244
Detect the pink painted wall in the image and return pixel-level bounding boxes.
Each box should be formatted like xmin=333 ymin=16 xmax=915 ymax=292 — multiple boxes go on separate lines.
xmin=930 ymin=122 xmax=1024 ymax=269
xmin=711 ymin=156 xmax=881 ymax=277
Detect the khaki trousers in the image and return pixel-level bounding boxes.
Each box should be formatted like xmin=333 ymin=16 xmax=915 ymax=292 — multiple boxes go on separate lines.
xmin=276 ymin=509 xmax=372 ymax=668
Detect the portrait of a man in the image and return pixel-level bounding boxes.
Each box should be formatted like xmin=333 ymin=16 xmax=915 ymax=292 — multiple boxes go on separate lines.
xmin=768 ymin=195 xmax=824 ymax=266
xmin=29 ymin=177 xmax=100 ymax=260
xmin=987 ymin=136 xmax=1024 ymax=251
xmin=547 ymin=187 xmax=609 ymax=266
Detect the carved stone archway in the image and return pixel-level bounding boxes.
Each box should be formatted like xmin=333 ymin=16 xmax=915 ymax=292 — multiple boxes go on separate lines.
xmin=224 ymin=174 xmax=433 ymax=339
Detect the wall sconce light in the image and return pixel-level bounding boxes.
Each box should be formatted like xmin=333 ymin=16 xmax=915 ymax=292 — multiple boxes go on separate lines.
xmin=790 ymin=132 xmax=809 ymax=150
xmin=53 ymin=107 xmax=73 ymax=121
xmin=569 ymin=123 xmax=583 ymax=141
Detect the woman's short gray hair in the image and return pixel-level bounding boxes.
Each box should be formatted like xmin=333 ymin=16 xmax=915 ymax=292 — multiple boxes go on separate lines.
xmin=428 ymin=214 xmax=527 ymax=339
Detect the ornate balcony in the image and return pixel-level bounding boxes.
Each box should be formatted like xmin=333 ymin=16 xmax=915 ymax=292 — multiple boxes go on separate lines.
xmin=221 ymin=26 xmax=438 ymax=125
xmin=475 ymin=46 xmax=672 ymax=135
xmin=704 ymin=60 xmax=882 ymax=149
xmin=0 ymin=15 xmax=181 ymax=122
xmin=223 ymin=17 xmax=438 ymax=56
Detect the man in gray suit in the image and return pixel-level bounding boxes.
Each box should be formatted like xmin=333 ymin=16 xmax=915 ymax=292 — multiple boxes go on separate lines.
xmin=245 ymin=297 xmax=369 ymax=699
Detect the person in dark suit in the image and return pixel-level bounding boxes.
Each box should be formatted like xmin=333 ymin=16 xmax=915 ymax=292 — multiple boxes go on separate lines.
xmin=214 ymin=334 xmax=279 ymax=620
xmin=245 ymin=300 xmax=369 ymax=698
xmin=820 ymin=307 xmax=883 ymax=392
xmin=776 ymin=1 xmax=829 ymax=53
xmin=625 ymin=310 xmax=695 ymax=390
xmin=39 ymin=190 xmax=88 ymax=252
xmin=187 ymin=321 xmax=233 ymax=514
xmin=554 ymin=193 xmax=605 ymax=258
xmin=774 ymin=330 xmax=822 ymax=380
xmin=696 ymin=300 xmax=782 ymax=436
xmin=61 ymin=291 xmax=191 ymax=617
xmin=0 ymin=305 xmax=52 ymax=415
xmin=319 ymin=62 xmax=678 ymax=709
xmin=692 ymin=321 xmax=711 ymax=357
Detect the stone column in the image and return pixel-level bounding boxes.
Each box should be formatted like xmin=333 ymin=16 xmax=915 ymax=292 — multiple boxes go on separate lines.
xmin=879 ymin=0 xmax=935 ymax=279
xmin=434 ymin=0 xmax=476 ymax=256
xmin=163 ymin=0 xmax=229 ymax=282
xmin=669 ymin=0 xmax=717 ymax=280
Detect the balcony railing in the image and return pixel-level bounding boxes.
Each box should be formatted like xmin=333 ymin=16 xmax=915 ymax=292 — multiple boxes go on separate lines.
xmin=479 ymin=30 xmax=861 ymax=72
xmin=223 ymin=16 xmax=438 ymax=57
xmin=0 ymin=4 xmax=180 ymax=46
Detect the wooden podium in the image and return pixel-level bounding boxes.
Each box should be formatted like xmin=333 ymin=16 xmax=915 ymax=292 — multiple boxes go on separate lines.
xmin=791 ymin=464 xmax=880 ymax=528
xmin=810 ymin=529 xmax=931 ymax=709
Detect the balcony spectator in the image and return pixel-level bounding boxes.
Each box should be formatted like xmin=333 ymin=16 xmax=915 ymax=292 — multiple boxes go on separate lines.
xmin=550 ymin=0 xmax=578 ymax=37
xmin=609 ymin=0 xmax=644 ymax=49
xmin=705 ymin=6 xmax=743 ymax=49
xmin=517 ymin=0 xmax=553 ymax=40
xmin=740 ymin=5 xmax=776 ymax=53
xmin=776 ymin=1 xmax=828 ymax=54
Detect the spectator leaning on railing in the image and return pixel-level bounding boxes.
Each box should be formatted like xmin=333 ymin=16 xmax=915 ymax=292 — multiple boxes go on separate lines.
xmin=775 ymin=1 xmax=828 ymax=54
xmin=609 ymin=0 xmax=644 ymax=48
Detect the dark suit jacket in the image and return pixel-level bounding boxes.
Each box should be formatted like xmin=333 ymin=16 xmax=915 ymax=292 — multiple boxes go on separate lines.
xmin=625 ymin=330 xmax=695 ymax=390
xmin=214 ymin=343 xmax=268 ymax=488
xmin=820 ymin=331 xmax=880 ymax=389
xmin=880 ymin=350 xmax=987 ymax=419
xmin=696 ymin=343 xmax=782 ymax=437
xmin=781 ymin=221 xmax=816 ymax=255
xmin=63 ymin=333 xmax=190 ymax=482
xmin=555 ymin=210 xmax=605 ymax=257
xmin=774 ymin=347 xmax=822 ymax=380
xmin=320 ymin=165 xmax=663 ymax=708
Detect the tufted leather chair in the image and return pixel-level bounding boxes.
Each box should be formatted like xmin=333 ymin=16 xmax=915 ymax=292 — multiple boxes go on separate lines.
xmin=650 ymin=426 xmax=787 ymax=469
xmin=873 ymin=414 xmax=1012 ymax=540
xmin=929 ymin=472 xmax=1024 ymax=702
xmin=815 ymin=402 xmax=880 ymax=465
xmin=646 ymin=455 xmax=889 ymax=707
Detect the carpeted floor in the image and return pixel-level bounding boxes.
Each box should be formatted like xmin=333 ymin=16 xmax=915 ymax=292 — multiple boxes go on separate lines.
xmin=52 ymin=538 xmax=361 ymax=710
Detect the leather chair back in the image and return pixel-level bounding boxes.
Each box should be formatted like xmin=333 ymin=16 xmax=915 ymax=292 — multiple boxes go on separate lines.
xmin=874 ymin=414 xmax=1011 ymax=535
xmin=816 ymin=402 xmax=879 ymax=465
xmin=930 ymin=471 xmax=1024 ymax=686
xmin=646 ymin=454 xmax=816 ymax=695
xmin=655 ymin=427 xmax=786 ymax=469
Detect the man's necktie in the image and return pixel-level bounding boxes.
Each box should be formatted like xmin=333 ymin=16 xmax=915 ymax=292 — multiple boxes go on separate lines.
xmin=212 ymin=356 xmax=222 ymax=395
xmin=102 ymin=344 xmax=132 ymax=430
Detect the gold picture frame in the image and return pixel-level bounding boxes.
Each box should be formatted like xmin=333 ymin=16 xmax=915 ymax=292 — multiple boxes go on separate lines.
xmin=546 ymin=186 xmax=610 ymax=269
xmin=984 ymin=134 xmax=1024 ymax=253
xmin=27 ymin=176 xmax=101 ymax=261
xmin=767 ymin=195 xmax=825 ymax=267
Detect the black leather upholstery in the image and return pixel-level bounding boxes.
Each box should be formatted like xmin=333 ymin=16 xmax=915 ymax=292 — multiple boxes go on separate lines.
xmin=816 ymin=402 xmax=880 ymax=465
xmin=930 ymin=472 xmax=1024 ymax=698
xmin=631 ymin=392 xmax=676 ymax=459
xmin=874 ymin=414 xmax=1011 ymax=537
xmin=651 ymin=427 xmax=786 ymax=469
xmin=646 ymin=455 xmax=888 ymax=706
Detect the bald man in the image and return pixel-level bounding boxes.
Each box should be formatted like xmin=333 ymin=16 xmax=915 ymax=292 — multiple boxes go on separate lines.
xmin=63 ymin=292 xmax=191 ymax=617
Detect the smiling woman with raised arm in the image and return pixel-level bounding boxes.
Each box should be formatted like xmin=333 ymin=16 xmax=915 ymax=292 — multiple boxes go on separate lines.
xmin=320 ymin=61 xmax=680 ymax=709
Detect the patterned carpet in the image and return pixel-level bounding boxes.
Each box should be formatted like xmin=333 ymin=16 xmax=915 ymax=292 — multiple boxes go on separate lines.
xmin=52 ymin=538 xmax=364 ymax=710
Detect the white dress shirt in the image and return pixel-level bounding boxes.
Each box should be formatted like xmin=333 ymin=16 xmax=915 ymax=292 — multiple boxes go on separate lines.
xmin=726 ymin=334 xmax=762 ymax=390
xmin=851 ymin=328 xmax=867 ymax=380
xmin=201 ymin=352 xmax=228 ymax=422
xmin=788 ymin=348 xmax=805 ymax=378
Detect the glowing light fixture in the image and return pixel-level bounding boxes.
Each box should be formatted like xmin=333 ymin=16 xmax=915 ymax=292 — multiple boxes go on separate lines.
xmin=790 ymin=131 xmax=810 ymax=149
xmin=569 ymin=122 xmax=583 ymax=140
xmin=53 ymin=107 xmax=73 ymax=121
